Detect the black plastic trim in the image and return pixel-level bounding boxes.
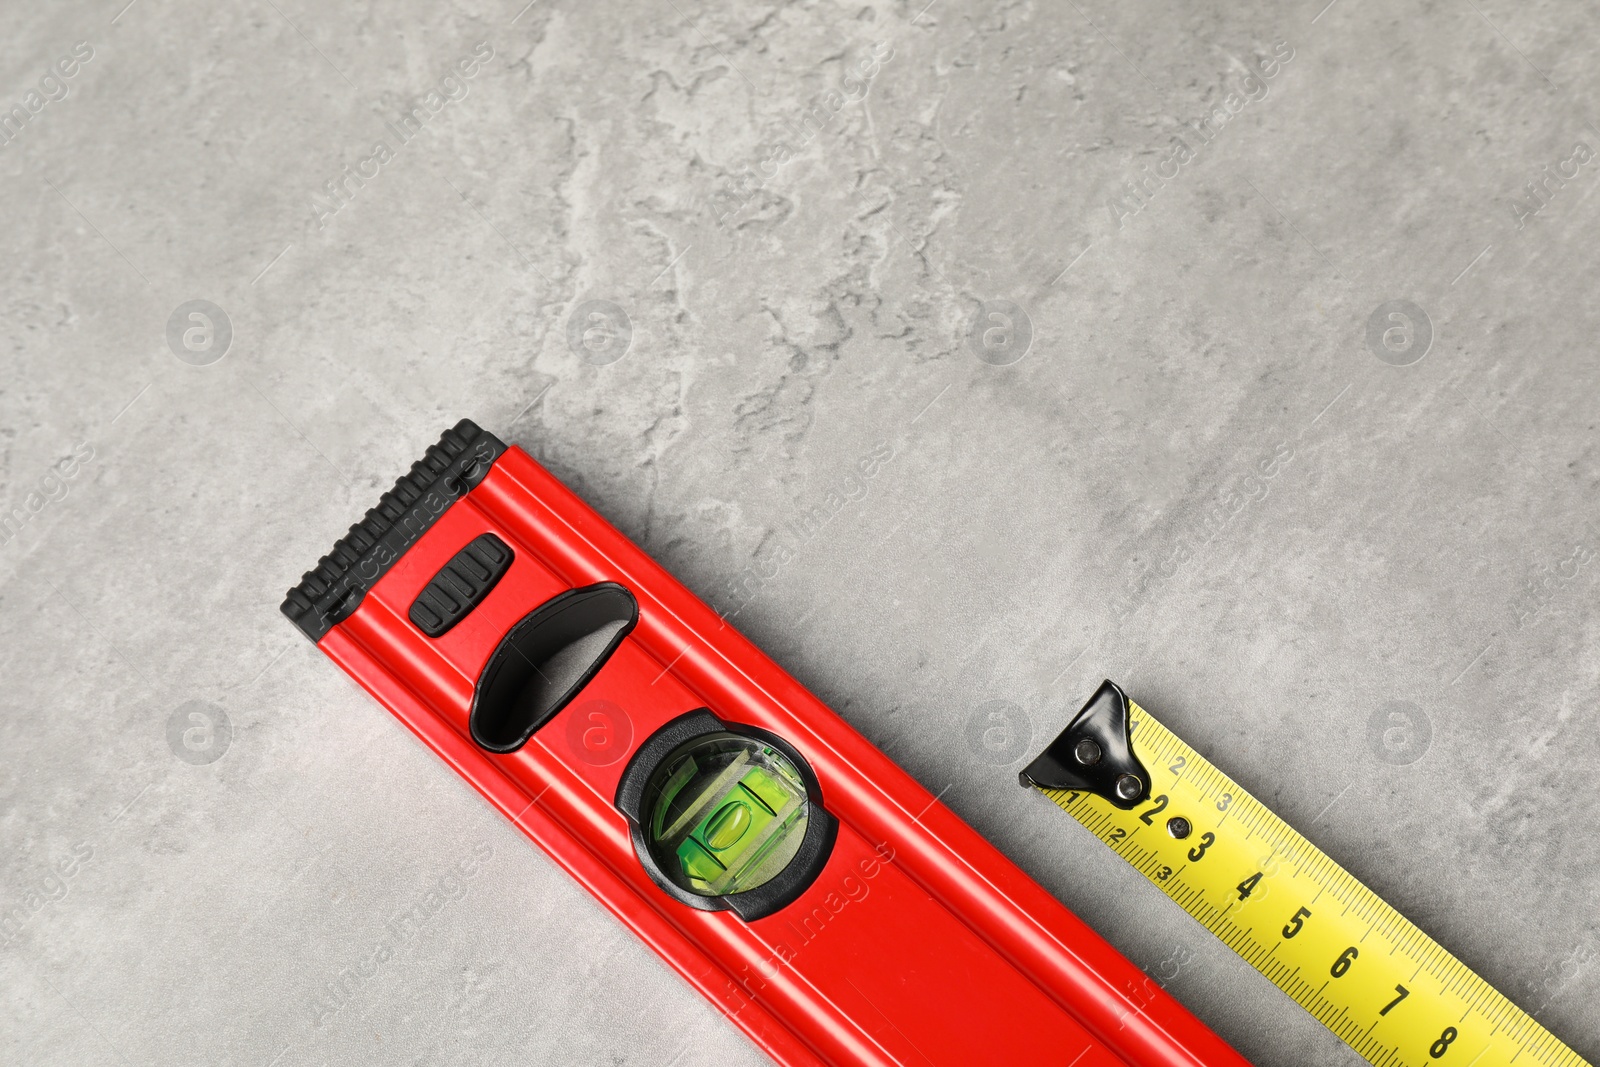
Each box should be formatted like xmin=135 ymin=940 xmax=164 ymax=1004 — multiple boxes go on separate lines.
xmin=615 ymin=710 xmax=838 ymax=923
xmin=469 ymin=583 xmax=639 ymax=753
xmin=280 ymin=419 xmax=506 ymax=643
xmin=409 ymin=533 xmax=514 ymax=638
xmin=1019 ymin=679 xmax=1152 ymax=809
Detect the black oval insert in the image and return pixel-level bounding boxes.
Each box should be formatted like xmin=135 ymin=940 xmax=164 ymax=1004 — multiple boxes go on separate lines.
xmin=470 ymin=583 xmax=639 ymax=753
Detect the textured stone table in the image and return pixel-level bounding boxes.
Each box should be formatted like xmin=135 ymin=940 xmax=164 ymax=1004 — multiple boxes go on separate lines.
xmin=2 ymin=2 xmax=1596 ymax=1065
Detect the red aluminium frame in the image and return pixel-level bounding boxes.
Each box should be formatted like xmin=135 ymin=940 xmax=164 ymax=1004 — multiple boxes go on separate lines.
xmin=284 ymin=422 xmax=1249 ymax=1067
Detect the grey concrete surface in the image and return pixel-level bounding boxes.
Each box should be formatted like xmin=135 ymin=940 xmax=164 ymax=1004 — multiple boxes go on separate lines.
xmin=1 ymin=1 xmax=1597 ymax=1065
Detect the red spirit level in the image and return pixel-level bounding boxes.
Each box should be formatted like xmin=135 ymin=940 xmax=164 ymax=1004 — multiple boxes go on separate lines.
xmin=281 ymin=420 xmax=1250 ymax=1067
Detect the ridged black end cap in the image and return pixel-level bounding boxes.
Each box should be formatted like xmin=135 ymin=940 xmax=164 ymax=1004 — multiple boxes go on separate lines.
xmin=279 ymin=419 xmax=507 ymax=643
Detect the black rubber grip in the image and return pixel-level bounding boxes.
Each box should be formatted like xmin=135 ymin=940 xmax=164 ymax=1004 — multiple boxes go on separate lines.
xmin=408 ymin=533 xmax=514 ymax=638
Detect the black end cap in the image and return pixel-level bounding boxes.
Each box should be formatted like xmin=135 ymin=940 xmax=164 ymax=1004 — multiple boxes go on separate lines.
xmin=279 ymin=419 xmax=507 ymax=643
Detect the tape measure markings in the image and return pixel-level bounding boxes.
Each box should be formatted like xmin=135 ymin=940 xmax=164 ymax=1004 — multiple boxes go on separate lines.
xmin=1033 ymin=701 xmax=1590 ymax=1067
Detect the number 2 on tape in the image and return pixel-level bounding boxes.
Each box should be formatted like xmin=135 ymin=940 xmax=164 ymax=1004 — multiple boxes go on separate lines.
xmin=1021 ymin=680 xmax=1592 ymax=1067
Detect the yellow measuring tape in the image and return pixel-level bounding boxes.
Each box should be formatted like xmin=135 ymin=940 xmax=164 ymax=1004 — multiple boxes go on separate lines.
xmin=1026 ymin=689 xmax=1590 ymax=1067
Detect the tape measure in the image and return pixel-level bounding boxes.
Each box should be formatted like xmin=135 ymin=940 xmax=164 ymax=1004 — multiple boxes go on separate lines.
xmin=1022 ymin=681 xmax=1592 ymax=1067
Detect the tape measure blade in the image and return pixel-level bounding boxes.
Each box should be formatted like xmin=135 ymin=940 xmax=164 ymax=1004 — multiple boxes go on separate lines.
xmin=1036 ymin=702 xmax=1592 ymax=1067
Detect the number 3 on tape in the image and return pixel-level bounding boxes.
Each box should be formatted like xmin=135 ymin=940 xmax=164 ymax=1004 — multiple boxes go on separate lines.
xmin=282 ymin=422 xmax=1251 ymax=1067
xmin=1022 ymin=680 xmax=1593 ymax=1067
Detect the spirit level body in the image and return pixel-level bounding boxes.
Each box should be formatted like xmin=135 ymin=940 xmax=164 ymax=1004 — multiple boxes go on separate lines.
xmin=283 ymin=422 xmax=1248 ymax=1067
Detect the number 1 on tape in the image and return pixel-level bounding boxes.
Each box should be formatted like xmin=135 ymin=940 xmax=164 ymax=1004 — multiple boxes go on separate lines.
xmin=1021 ymin=681 xmax=1592 ymax=1067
